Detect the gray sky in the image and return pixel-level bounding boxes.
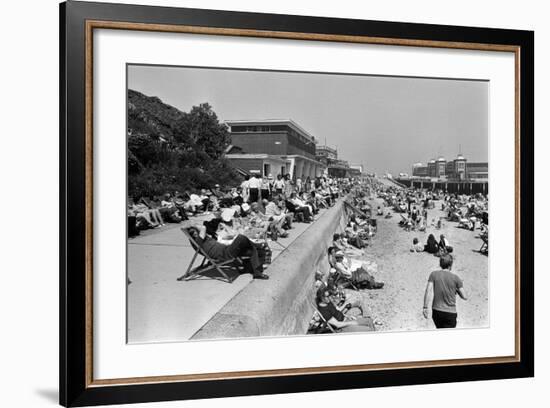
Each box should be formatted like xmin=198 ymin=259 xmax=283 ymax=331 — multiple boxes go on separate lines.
xmin=128 ymin=64 xmax=488 ymax=175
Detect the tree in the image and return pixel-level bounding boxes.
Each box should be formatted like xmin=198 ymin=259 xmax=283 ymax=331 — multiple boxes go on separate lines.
xmin=173 ymin=103 xmax=231 ymax=161
xmin=127 ymin=91 xmax=241 ymax=198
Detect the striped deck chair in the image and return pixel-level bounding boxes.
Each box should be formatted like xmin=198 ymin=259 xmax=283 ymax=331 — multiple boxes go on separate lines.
xmin=177 ymin=228 xmax=246 ymax=283
xmin=308 ymin=301 xmax=338 ymax=334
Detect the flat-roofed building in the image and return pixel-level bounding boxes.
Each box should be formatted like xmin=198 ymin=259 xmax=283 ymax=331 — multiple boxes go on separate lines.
xmin=408 ymin=154 xmax=488 ymax=182
xmin=466 ymin=162 xmax=489 ymax=180
xmin=225 ymin=119 xmax=326 ymax=180
xmin=316 ymin=145 xmax=338 ymax=162
xmin=412 ymin=162 xmax=428 ymax=177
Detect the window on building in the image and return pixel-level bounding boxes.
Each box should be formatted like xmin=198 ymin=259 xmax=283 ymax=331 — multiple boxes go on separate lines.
xmin=263 ymin=163 xmax=271 ymax=177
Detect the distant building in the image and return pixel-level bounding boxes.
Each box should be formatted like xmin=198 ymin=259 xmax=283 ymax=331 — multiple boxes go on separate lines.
xmin=427 ymin=159 xmax=436 ymax=177
xmin=412 ymin=162 xmax=428 ymax=177
xmin=410 ymin=154 xmax=487 ymax=181
xmin=315 ymin=144 xmax=357 ymax=178
xmin=316 ymin=145 xmax=338 ymax=162
xmin=349 ymin=164 xmax=364 ymax=174
xmin=225 ymin=119 xmax=326 ymax=180
xmin=445 ymin=154 xmax=468 ymax=180
xmin=327 ymin=159 xmax=352 ymax=178
xmin=436 ymin=156 xmax=447 ymax=178
xmin=465 ymin=161 xmax=489 ymax=180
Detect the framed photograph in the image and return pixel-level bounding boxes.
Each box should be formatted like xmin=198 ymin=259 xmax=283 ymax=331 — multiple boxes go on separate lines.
xmin=60 ymin=1 xmax=534 ymax=406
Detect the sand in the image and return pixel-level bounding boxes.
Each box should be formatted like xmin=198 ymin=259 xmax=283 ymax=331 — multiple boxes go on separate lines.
xmin=348 ymin=197 xmax=488 ymax=332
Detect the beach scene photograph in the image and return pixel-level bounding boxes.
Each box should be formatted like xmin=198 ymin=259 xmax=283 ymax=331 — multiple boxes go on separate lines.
xmin=125 ymin=65 xmax=489 ymax=343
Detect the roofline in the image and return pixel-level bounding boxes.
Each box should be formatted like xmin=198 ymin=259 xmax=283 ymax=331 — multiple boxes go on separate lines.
xmin=225 ymin=153 xmax=289 ymax=162
xmin=283 ymin=154 xmax=326 ymax=166
xmin=225 ymin=119 xmax=317 ymax=144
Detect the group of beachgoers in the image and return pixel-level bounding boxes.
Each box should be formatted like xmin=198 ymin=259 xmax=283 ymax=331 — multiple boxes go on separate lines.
xmin=310 ymin=179 xmax=486 ymax=333
xmin=379 ymin=182 xmax=486 ymax=328
xmin=127 ymin=174 xmax=348 ymax=236
xmin=311 ymin=181 xmax=387 ymax=333
xmin=375 ymin=186 xmax=489 ymax=256
xmin=146 ymin=175 xmax=354 ymax=280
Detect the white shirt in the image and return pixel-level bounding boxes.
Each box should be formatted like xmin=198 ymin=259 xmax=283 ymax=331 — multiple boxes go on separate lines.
xmin=248 ymin=177 xmax=262 ymax=189
xmin=335 ymin=260 xmax=352 ymax=278
xmin=274 ymin=179 xmax=285 ymax=189
xmin=291 ymin=197 xmax=306 ymax=207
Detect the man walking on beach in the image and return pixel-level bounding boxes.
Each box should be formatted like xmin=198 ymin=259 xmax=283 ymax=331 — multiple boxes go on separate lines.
xmin=422 ymin=254 xmax=467 ymax=328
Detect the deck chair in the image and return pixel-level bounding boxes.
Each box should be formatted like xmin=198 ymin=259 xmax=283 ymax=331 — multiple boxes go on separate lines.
xmin=177 ymin=228 xmax=244 ymax=283
xmin=479 ymin=235 xmax=488 ymax=254
xmin=344 ymin=201 xmax=369 ymax=219
xmin=331 ymin=270 xmax=358 ymax=291
xmin=308 ymin=301 xmax=338 ymax=334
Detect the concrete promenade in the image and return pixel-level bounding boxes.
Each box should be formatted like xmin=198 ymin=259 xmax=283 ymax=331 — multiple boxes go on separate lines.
xmin=127 ymin=205 xmax=336 ymax=343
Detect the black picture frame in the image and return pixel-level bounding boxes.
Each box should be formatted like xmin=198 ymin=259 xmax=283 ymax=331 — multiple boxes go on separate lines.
xmin=60 ymin=1 xmax=534 ymax=406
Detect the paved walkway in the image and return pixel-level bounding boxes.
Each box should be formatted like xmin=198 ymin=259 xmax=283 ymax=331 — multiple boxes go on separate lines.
xmin=127 ymin=209 xmax=328 ymax=343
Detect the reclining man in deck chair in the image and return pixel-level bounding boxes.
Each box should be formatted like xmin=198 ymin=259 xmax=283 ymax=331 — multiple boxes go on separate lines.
xmin=186 ymin=225 xmax=269 ymax=280
xmin=316 ymin=287 xmax=375 ymax=333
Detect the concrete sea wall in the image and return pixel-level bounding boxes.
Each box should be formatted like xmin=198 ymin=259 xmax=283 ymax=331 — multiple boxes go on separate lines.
xmin=191 ymin=200 xmax=350 ymax=340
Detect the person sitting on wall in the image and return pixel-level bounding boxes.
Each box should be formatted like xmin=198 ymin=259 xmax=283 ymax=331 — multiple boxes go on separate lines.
xmin=264 ymin=197 xmax=293 ymax=231
xmin=186 ymin=225 xmax=269 ymax=280
xmin=288 ymin=193 xmax=313 ymax=222
xmin=303 ymin=191 xmax=319 ymax=214
xmin=316 ymin=187 xmax=332 ymax=207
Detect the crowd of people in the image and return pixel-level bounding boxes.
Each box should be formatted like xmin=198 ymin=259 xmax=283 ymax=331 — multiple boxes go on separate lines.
xmin=130 ymin=170 xmax=485 ymax=332
xmin=376 ymin=182 xmax=487 ymax=329
xmin=130 ymin=174 xmax=357 ymax=282
xmin=127 ymin=174 xmax=349 ymax=236
xmin=310 ymin=180 xmax=386 ymax=333
xmin=376 ymin=185 xmax=489 ymax=256
xmin=310 ymin=178 xmax=487 ymax=333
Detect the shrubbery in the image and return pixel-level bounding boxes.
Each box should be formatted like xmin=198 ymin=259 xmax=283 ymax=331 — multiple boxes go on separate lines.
xmin=127 ymin=90 xmax=241 ymax=198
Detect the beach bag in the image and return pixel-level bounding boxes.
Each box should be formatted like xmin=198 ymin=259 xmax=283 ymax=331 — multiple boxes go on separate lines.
xmin=264 ymin=245 xmax=272 ymax=264
xmin=256 ymin=242 xmax=272 ymax=265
